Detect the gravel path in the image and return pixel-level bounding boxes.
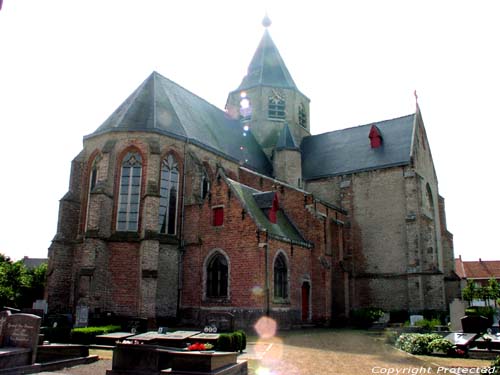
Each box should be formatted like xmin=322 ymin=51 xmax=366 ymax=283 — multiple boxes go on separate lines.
xmin=40 ymin=329 xmax=494 ymax=375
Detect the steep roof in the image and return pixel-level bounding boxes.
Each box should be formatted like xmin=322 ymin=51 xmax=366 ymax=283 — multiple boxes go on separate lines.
xmin=455 ymin=258 xmax=500 ymax=280
xmin=86 ymin=72 xmax=272 ymax=175
xmin=236 ymin=30 xmax=297 ymax=91
xmin=226 ymin=178 xmax=311 ymax=247
xmin=276 ymin=122 xmax=299 ymax=150
xmin=301 ymin=114 xmax=415 ymax=180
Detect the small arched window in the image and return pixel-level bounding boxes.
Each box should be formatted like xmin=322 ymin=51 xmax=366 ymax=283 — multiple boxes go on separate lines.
xmin=85 ymin=155 xmax=100 ymax=231
xmin=206 ymin=253 xmax=228 ymax=298
xmin=274 ymin=253 xmax=288 ymax=299
xmin=159 ymin=154 xmax=179 ymax=235
xmin=117 ymin=152 xmax=142 ymax=232
xmin=298 ymin=103 xmax=307 ymax=128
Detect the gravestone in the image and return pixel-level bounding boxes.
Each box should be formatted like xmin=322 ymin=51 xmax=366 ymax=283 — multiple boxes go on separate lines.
xmin=75 ymin=305 xmax=89 ymax=328
xmin=32 ymin=299 xmax=48 ymax=314
xmin=461 ymin=315 xmax=490 ymax=334
xmin=410 ymin=315 xmax=424 ymax=326
xmin=3 ymin=313 xmax=42 ymax=364
xmin=205 ymin=312 xmax=234 ymax=332
xmin=450 ymin=299 xmax=467 ymax=332
xmin=0 ymin=310 xmax=12 ymax=345
xmin=444 ymin=332 xmax=477 ymax=348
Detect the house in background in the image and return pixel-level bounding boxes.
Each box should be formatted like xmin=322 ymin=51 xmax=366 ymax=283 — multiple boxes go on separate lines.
xmin=21 ymin=256 xmax=48 ymax=270
xmin=455 ymin=256 xmax=500 ymax=288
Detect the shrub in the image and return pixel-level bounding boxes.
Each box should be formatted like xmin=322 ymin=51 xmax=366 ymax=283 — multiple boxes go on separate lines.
xmin=350 ymin=308 xmax=385 ymax=328
xmin=414 ymin=318 xmax=441 ymax=331
xmin=395 ymin=333 xmax=442 ymax=355
xmin=428 ymin=338 xmax=454 ymax=354
xmin=70 ymin=325 xmax=121 ymax=345
xmin=215 ymin=331 xmax=247 ymax=352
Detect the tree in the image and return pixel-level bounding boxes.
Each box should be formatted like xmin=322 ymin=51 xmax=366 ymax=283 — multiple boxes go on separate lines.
xmin=487 ymin=278 xmax=500 ymax=308
xmin=0 ymin=253 xmax=46 ymax=309
xmin=462 ymin=279 xmax=477 ymax=305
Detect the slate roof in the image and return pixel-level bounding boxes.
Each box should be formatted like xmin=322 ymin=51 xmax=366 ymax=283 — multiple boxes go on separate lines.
xmin=86 ymin=72 xmax=272 ymax=175
xmin=21 ymin=257 xmax=48 ymax=270
xmin=455 ymin=258 xmax=500 ymax=280
xmin=236 ymin=30 xmax=297 ymax=91
xmin=276 ymin=123 xmax=299 ymax=150
xmin=301 ymin=114 xmax=416 ymax=180
xmin=226 ymin=178 xmax=311 ymax=247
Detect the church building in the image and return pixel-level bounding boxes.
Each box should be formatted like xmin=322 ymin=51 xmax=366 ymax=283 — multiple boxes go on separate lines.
xmin=46 ymin=19 xmax=458 ymax=329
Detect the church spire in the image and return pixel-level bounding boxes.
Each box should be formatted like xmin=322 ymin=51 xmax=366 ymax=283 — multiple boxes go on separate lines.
xmin=236 ymin=21 xmax=297 ymax=92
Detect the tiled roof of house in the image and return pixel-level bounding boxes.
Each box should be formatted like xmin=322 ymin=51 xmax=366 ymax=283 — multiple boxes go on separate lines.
xmin=455 ymin=257 xmax=500 ymax=280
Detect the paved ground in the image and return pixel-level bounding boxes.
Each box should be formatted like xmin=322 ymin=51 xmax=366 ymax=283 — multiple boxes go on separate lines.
xmin=39 ymin=329 xmax=495 ymax=375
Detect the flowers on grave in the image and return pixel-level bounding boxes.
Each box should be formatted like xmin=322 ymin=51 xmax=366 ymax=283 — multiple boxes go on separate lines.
xmin=119 ymin=339 xmax=142 ymax=345
xmin=187 ymin=342 xmax=214 ymax=351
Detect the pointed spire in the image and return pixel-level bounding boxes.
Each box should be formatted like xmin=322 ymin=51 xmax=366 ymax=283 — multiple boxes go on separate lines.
xmin=276 ymin=123 xmax=299 ymax=150
xmin=237 ymin=26 xmax=297 ymax=91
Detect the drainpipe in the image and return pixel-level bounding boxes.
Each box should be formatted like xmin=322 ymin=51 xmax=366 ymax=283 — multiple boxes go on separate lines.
xmin=264 ymin=229 xmax=270 ymax=316
xmin=176 ymin=139 xmax=189 ymax=319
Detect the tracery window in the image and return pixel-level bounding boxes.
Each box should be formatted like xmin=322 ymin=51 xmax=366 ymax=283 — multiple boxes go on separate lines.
xmin=274 ymin=253 xmax=288 ymax=299
xmin=117 ymin=152 xmax=142 ymax=232
xmin=268 ymin=93 xmax=286 ymax=120
xmin=158 ymin=154 xmax=179 ymax=235
xmin=206 ymin=253 xmax=228 ymax=298
xmin=298 ymin=103 xmax=307 ymax=128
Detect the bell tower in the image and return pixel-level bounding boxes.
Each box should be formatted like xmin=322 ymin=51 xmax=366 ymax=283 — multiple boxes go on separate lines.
xmin=226 ymin=17 xmax=310 ymax=160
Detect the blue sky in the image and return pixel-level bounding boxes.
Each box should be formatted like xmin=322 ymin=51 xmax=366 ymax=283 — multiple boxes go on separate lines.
xmin=0 ymin=0 xmax=498 ymax=261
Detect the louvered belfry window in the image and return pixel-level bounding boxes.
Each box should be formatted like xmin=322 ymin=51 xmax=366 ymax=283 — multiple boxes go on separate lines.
xmin=117 ymin=152 xmax=142 ymax=231
xmin=268 ymin=94 xmax=286 ymax=120
xmin=159 ymin=154 xmax=179 ymax=235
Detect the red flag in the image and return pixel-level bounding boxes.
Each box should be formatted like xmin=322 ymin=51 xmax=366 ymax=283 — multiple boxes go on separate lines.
xmin=268 ymin=193 xmax=279 ymax=224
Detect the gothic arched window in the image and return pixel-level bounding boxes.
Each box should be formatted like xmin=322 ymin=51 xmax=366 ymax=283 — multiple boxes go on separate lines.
xmin=85 ymin=155 xmax=101 ymax=231
xmin=298 ymin=103 xmax=307 ymax=128
xmin=117 ymin=152 xmax=142 ymax=232
xmin=159 ymin=154 xmax=179 ymax=235
xmin=274 ymin=253 xmax=288 ymax=299
xmin=206 ymin=253 xmax=228 ymax=298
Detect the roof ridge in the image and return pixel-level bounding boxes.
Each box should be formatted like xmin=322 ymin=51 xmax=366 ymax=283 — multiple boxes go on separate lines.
xmin=308 ymin=113 xmax=416 ymax=139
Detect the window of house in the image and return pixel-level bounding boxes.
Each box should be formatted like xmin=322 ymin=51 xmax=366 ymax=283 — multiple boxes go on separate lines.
xmin=298 ymin=103 xmax=307 ymax=128
xmin=274 ymin=253 xmax=288 ymax=299
xmin=201 ymin=169 xmax=210 ymax=200
xmin=159 ymin=154 xmax=179 ymax=235
xmin=117 ymin=152 xmax=142 ymax=231
xmin=213 ymin=207 xmax=224 ymax=226
xmin=206 ymin=253 xmax=228 ymax=298
xmin=268 ymin=94 xmax=286 ymax=120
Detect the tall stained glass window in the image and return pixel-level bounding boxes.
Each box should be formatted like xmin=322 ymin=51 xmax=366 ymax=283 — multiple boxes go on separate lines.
xmin=117 ymin=152 xmax=142 ymax=231
xmin=159 ymin=154 xmax=179 ymax=235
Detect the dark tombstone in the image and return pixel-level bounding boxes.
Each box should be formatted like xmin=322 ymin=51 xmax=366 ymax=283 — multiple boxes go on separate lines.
xmin=461 ymin=315 xmax=490 ymax=334
xmin=205 ymin=312 xmax=234 ymax=333
xmin=0 ymin=310 xmax=12 ymax=345
xmin=3 ymin=314 xmax=42 ymax=367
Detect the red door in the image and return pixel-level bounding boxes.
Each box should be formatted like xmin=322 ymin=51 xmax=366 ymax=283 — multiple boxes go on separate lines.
xmin=301 ymin=282 xmax=310 ymax=321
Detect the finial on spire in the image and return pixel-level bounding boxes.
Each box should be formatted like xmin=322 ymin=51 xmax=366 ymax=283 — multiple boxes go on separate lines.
xmin=262 ymin=14 xmax=272 ymax=28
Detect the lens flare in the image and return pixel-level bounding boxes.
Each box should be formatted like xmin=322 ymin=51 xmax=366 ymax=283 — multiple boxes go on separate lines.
xmin=254 ymin=316 xmax=277 ymax=339
xmin=243 ymin=125 xmax=250 ymax=131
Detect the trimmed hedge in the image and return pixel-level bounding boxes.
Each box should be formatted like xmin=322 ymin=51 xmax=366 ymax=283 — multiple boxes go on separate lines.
xmin=216 ymin=331 xmax=247 ymax=352
xmin=70 ymin=325 xmax=122 ymax=345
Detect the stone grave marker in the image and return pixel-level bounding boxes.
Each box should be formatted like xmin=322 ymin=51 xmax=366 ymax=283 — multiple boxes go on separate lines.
xmin=75 ymin=305 xmax=89 ymax=328
xmin=205 ymin=312 xmax=234 ymax=332
xmin=0 ymin=310 xmax=12 ymax=345
xmin=409 ymin=315 xmax=424 ymax=326
xmin=449 ymin=298 xmax=466 ymax=332
xmin=3 ymin=313 xmax=42 ymax=364
xmin=444 ymin=332 xmax=477 ymax=348
xmin=461 ymin=315 xmax=490 ymax=334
